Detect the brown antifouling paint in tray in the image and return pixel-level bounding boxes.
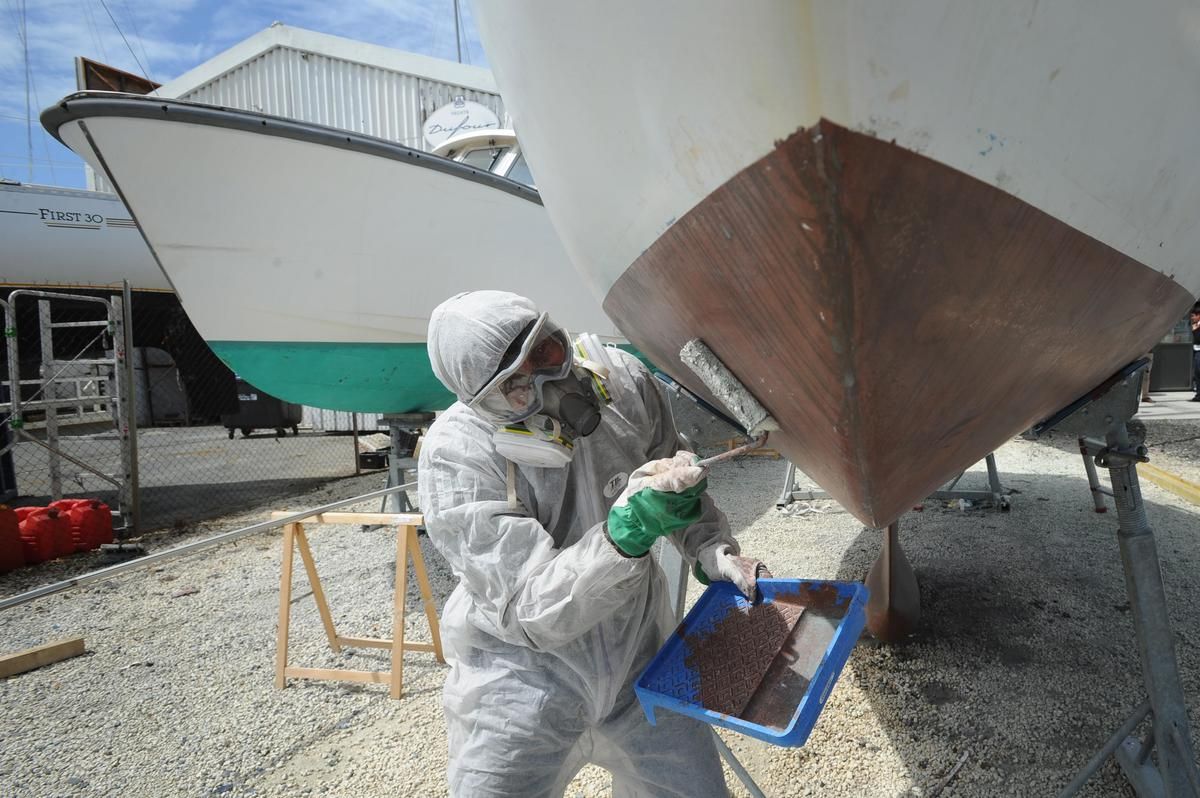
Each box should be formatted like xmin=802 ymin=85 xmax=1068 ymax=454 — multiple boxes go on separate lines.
xmin=683 ymin=586 xmax=850 ymax=728
xmin=683 ymin=599 xmax=804 ymax=718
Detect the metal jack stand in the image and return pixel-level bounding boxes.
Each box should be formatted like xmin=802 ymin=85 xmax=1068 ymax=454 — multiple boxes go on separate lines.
xmin=376 ymin=413 xmax=433 ymax=514
xmin=1027 ymin=360 xmax=1199 ymax=798
xmin=1079 ymin=437 xmax=1114 ymax=514
xmin=776 ymin=453 xmax=1008 ymax=510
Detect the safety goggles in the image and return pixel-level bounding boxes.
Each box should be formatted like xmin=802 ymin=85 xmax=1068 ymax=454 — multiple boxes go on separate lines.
xmin=470 ymin=313 xmax=573 ymax=423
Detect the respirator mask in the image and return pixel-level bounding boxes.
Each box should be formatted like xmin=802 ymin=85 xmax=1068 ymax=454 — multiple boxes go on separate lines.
xmin=468 ymin=313 xmax=604 ymax=468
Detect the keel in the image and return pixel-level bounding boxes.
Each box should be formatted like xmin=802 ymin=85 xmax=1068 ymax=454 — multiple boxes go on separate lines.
xmin=864 ymin=521 xmax=921 ymax=643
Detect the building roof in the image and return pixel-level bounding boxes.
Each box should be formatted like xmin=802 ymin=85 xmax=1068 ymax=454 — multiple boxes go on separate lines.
xmin=153 ymin=23 xmax=498 ymax=99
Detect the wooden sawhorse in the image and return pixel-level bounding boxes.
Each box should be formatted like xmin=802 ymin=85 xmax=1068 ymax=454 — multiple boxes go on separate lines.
xmin=271 ymin=511 xmax=445 ymax=699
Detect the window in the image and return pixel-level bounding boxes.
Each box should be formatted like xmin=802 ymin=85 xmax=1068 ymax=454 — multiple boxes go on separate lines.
xmin=458 ymin=146 xmax=507 ymax=172
xmin=505 ymin=154 xmax=535 ymax=188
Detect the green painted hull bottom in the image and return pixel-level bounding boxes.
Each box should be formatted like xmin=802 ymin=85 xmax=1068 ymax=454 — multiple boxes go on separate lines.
xmin=208 ymin=340 xmax=649 ymax=414
xmin=208 ymin=341 xmax=454 ymax=414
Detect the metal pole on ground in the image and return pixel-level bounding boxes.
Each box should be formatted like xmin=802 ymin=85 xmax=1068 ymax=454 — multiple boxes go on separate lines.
xmin=38 ymin=300 xmax=62 ymax=500
xmin=352 ymin=412 xmax=361 ymax=476
xmin=0 ymin=481 xmax=416 ymax=611
xmin=120 ymin=280 xmax=140 ymax=536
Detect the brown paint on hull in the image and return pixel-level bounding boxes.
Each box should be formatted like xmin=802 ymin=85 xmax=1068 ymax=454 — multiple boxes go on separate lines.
xmin=605 ymin=119 xmax=1193 ymax=527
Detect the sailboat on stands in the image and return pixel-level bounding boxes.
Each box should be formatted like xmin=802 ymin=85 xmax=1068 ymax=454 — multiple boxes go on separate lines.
xmin=470 ymin=1 xmax=1200 ymax=529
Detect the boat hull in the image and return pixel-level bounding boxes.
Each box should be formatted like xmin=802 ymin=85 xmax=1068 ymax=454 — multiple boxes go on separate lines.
xmin=474 ymin=1 xmax=1200 ymax=526
xmin=0 ymin=182 xmax=167 ymax=291
xmin=42 ymin=94 xmax=622 ymax=414
xmin=207 ymin=340 xmax=453 ymax=414
xmin=605 ymin=120 xmax=1191 ymax=527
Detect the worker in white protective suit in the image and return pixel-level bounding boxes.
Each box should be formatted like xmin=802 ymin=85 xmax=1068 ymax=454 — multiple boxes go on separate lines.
xmin=418 ymin=290 xmax=767 ymax=797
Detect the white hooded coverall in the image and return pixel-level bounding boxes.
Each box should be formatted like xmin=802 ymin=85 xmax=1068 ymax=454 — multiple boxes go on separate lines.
xmin=418 ymin=291 xmax=735 ymax=797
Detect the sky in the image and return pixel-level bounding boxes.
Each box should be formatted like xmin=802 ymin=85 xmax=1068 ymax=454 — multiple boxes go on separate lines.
xmin=0 ymin=0 xmax=487 ymax=188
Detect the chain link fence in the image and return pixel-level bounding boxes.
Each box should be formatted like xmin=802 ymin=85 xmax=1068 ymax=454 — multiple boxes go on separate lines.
xmin=3 ymin=288 xmax=381 ymax=536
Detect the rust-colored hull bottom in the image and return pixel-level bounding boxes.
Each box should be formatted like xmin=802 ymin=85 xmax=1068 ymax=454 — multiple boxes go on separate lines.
xmin=605 ymin=120 xmax=1193 ymax=528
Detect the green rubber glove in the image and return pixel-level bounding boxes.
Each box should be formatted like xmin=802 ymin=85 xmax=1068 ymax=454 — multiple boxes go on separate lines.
xmin=606 ymin=452 xmax=707 ymax=557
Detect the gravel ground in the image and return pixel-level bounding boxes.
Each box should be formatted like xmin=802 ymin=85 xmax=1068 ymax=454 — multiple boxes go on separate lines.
xmin=1 ymin=435 xmax=1198 ymax=797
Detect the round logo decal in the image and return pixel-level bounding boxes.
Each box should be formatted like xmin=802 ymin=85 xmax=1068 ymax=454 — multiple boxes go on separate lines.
xmin=423 ymin=96 xmax=501 ymax=149
xmin=603 ymin=472 xmax=629 ymax=499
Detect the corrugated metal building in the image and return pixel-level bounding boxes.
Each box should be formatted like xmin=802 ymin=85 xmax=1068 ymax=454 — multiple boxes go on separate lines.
xmin=89 ymin=23 xmax=508 ymax=192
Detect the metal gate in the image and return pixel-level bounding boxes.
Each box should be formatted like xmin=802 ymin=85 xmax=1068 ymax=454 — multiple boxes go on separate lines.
xmin=1 ymin=285 xmax=139 ymax=535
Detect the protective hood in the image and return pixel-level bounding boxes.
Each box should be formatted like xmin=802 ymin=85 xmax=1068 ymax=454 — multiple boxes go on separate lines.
xmin=427 ymin=290 xmax=542 ymax=405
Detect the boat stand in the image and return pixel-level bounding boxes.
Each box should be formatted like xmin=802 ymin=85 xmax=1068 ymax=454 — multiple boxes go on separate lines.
xmin=776 ymin=453 xmax=1008 ymax=510
xmin=1027 ymin=361 xmax=1199 ymax=797
xmin=375 ymin=413 xmax=434 ymax=514
xmin=1079 ymin=437 xmax=1115 ymax=514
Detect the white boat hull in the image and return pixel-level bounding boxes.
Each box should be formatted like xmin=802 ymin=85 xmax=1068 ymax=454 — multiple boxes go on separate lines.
xmin=474 ymin=0 xmax=1200 ymax=298
xmin=43 ymin=94 xmax=622 ymax=412
xmin=0 ymin=182 xmax=167 ymax=291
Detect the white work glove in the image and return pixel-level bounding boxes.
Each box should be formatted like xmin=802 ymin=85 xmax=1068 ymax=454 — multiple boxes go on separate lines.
xmin=624 ymin=451 xmax=706 ymax=494
xmin=697 ymin=542 xmax=772 ymax=601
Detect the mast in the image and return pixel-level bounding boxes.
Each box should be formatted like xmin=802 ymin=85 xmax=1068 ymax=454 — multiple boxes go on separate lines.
xmin=453 ymin=0 xmax=463 ymax=63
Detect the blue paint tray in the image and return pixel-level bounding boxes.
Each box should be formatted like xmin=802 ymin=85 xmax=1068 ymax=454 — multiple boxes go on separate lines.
xmin=635 ymin=578 xmax=868 ymax=747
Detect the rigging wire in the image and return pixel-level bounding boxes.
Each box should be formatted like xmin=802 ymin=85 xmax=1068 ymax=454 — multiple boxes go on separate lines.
xmin=117 ymin=0 xmax=153 ymax=81
xmin=4 ymin=0 xmax=27 ymax=179
xmin=452 ymin=0 xmax=462 ymax=64
xmin=27 ymin=68 xmax=58 ymax=184
xmin=19 ymin=0 xmax=33 ymax=181
xmin=3 ymin=1 xmax=59 ymax=183
xmin=96 ymin=0 xmax=149 ymax=81
xmin=8 ymin=9 xmax=60 ymax=184
xmin=455 ymin=0 xmax=473 ymax=65
xmin=80 ymin=0 xmax=110 ymax=64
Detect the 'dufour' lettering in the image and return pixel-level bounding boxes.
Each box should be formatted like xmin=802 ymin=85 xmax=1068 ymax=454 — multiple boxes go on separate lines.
xmin=424 ymin=121 xmax=498 ymax=136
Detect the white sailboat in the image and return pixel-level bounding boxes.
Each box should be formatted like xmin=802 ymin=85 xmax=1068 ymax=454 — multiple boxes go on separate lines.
xmin=0 ymin=180 xmax=165 ymax=292
xmin=471 ymin=1 xmax=1200 ymax=528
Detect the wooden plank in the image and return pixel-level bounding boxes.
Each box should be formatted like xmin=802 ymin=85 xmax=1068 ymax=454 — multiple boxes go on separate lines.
xmin=284 ymin=666 xmax=391 ymax=685
xmin=275 ymin=523 xmax=297 ymax=689
xmin=408 ymin=525 xmax=446 ymax=664
xmin=270 ymin=511 xmax=423 ymax=526
xmin=391 ymin=525 xmax=409 ymax=699
xmin=403 ymin=642 xmax=437 ymax=653
xmin=0 ymin=638 xmax=85 ymax=679
xmin=295 ymin=527 xmax=342 ymax=653
xmin=339 ymin=637 xmax=393 ymax=650
xmin=1140 ymin=463 xmax=1200 ymax=507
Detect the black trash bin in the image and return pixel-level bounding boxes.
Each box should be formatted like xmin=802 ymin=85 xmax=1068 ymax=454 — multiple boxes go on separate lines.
xmin=220 ymin=379 xmax=304 ymax=438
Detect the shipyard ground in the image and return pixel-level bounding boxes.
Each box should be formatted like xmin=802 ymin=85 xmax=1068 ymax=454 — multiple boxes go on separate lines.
xmin=2 ymin=394 xmax=1199 ymax=796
